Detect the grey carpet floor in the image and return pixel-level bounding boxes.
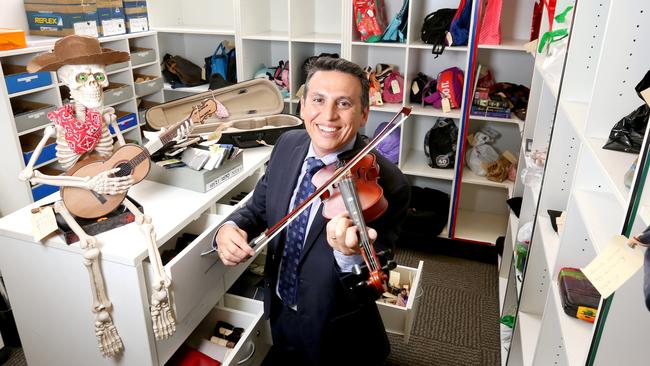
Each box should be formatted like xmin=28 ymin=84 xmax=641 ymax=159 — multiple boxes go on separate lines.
xmin=1 ymin=246 xmax=501 ymax=366
xmin=385 ymin=246 xmax=501 ymax=366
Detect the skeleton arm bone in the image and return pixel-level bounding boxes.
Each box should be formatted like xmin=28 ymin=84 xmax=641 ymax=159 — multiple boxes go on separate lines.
xmin=102 ymin=106 xmax=126 ymax=147
xmin=18 ymin=126 xmax=133 ymax=194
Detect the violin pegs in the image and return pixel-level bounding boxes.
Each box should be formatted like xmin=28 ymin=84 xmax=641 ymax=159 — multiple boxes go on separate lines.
xmin=352 ymin=263 xmax=364 ymax=276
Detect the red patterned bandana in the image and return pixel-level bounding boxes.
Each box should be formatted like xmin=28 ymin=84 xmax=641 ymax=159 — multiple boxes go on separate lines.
xmin=48 ymin=104 xmax=103 ymax=154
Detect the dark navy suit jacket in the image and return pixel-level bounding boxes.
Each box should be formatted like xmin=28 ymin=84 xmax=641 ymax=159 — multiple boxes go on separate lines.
xmin=225 ymin=130 xmax=410 ymax=364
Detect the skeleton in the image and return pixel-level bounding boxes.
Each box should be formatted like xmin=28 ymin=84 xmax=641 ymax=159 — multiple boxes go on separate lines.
xmin=19 ymin=64 xmax=180 ymax=357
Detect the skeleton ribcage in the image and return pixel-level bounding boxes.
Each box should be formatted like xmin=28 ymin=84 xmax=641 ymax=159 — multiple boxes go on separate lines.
xmin=56 ymin=125 xmax=114 ymax=170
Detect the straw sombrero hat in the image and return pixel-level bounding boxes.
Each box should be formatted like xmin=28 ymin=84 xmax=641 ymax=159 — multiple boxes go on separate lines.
xmin=27 ymin=35 xmax=130 ymax=73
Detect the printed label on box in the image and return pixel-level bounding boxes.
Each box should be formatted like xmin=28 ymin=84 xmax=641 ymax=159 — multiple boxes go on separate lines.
xmin=101 ymin=18 xmax=125 ymax=36
xmin=74 ymin=20 xmax=98 ymax=37
xmin=129 ymin=17 xmax=148 ymax=32
xmin=205 ymin=164 xmax=243 ymax=191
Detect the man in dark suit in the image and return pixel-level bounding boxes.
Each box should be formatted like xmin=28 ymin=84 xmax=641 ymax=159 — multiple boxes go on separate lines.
xmin=214 ymin=57 xmax=410 ymax=365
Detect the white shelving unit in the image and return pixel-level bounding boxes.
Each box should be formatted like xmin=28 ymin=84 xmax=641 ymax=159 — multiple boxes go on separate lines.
xmin=501 ymin=1 xmax=650 ymax=365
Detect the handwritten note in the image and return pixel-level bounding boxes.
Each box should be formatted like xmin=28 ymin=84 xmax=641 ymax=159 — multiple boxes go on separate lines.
xmin=582 ymin=235 xmax=644 ymax=298
xmin=31 ymin=206 xmax=58 ymax=241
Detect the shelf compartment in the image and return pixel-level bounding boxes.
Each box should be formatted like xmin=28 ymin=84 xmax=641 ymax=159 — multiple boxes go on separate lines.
xmin=104 ymin=82 xmax=134 ymax=106
xmin=538 ymin=214 xmax=560 ymax=273
xmin=290 ymin=0 xmax=341 ymax=43
xmin=550 ymin=281 xmax=594 ymax=366
xmin=108 ymin=110 xmax=138 ymax=135
xmin=461 ymin=169 xmax=513 ymax=191
xmin=147 ymin=0 xmax=235 ymax=35
xmin=533 ymin=283 xmax=570 ymax=366
xmin=400 ymin=149 xmax=454 ymax=180
xmin=518 ymin=311 xmax=542 ymax=366
xmin=454 ymin=209 xmax=508 ymax=244
xmin=573 ymin=189 xmax=624 ymax=254
xmin=11 ymin=99 xmax=57 ymax=134
xmin=583 ymin=138 xmax=636 ymax=206
xmin=152 ymin=26 xmax=236 ymax=36
xmin=240 ymin=0 xmax=288 ymax=40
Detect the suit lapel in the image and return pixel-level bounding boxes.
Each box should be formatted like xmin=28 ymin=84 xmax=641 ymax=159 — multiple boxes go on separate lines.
xmin=270 ymin=138 xmax=309 ymax=253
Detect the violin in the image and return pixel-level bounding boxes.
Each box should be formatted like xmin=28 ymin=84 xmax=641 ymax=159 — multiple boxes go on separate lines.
xmin=210 ymin=107 xmax=411 ymax=293
xmin=312 ymin=153 xmax=393 ymax=294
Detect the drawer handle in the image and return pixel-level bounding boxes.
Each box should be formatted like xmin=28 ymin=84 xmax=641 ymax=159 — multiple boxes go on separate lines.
xmin=237 ymin=341 xmax=256 ymax=365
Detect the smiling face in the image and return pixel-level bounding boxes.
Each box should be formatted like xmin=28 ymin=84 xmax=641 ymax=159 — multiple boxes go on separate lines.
xmin=300 ymin=70 xmax=369 ymax=157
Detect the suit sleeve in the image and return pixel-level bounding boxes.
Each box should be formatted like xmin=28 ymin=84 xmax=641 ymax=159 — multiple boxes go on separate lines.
xmin=222 ymin=134 xmax=286 ymax=237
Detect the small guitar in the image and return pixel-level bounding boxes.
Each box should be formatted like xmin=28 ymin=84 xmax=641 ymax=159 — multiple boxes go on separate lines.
xmin=61 ymin=99 xmax=218 ymax=219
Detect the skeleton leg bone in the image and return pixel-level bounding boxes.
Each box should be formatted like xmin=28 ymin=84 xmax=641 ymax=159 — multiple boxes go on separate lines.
xmin=121 ymin=198 xmax=176 ymax=340
xmin=53 ymin=201 xmax=124 ymax=357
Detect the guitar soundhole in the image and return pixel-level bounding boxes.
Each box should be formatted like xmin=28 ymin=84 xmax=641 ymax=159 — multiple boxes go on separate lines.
xmin=114 ymin=163 xmax=133 ymax=177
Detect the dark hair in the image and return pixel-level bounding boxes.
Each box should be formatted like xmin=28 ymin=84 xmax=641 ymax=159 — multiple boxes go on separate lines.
xmin=304 ymin=57 xmax=369 ymax=110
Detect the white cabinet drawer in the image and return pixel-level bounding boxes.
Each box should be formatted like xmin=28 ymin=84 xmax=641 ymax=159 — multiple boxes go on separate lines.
xmin=186 ymin=294 xmax=272 ymax=366
xmin=376 ymin=261 xmax=424 ymax=343
xmin=144 ymin=214 xmax=228 ymax=324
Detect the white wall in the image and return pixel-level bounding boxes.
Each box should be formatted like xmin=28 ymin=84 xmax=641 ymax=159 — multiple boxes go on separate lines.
xmin=2 ymin=0 xmax=28 ymax=32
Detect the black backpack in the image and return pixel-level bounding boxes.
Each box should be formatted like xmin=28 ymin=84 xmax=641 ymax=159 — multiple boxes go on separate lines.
xmin=420 ymin=8 xmax=457 ymax=56
xmin=424 ymin=118 xmax=458 ymax=169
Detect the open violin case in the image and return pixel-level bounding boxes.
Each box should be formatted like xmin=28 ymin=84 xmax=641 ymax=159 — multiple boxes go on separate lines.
xmin=145 ymin=79 xmax=303 ymax=148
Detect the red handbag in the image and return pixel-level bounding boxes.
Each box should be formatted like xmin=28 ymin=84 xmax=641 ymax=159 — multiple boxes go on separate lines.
xmin=167 ymin=344 xmax=222 ymax=366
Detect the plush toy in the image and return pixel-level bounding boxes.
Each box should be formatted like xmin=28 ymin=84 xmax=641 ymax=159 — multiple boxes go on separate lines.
xmin=21 ymin=35 xmax=180 ymax=357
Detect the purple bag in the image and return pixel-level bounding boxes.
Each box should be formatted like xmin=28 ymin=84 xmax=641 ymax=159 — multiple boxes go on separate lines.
xmin=373 ymin=121 xmax=401 ymax=164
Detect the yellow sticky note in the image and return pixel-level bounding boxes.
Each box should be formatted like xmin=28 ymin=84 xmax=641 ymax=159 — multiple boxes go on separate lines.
xmin=31 ymin=206 xmax=58 ymax=241
xmin=582 ymin=235 xmax=644 ymax=298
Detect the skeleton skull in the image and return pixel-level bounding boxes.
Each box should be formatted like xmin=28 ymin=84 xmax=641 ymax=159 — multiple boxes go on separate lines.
xmin=58 ymin=64 xmax=109 ymax=110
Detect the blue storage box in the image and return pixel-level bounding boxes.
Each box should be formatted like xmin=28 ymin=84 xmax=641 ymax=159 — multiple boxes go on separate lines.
xmin=3 ymin=64 xmax=53 ymax=95
xmin=32 ymin=183 xmax=60 ymax=201
xmin=21 ymin=132 xmax=57 ymax=166
xmin=108 ymin=111 xmax=137 ymax=135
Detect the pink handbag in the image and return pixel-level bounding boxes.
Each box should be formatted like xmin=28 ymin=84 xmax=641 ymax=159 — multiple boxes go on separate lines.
xmin=479 ymin=0 xmax=502 ymax=45
xmin=382 ymin=70 xmax=404 ymax=104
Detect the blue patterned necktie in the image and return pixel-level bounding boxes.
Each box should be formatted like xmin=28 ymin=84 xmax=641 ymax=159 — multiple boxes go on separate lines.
xmin=278 ymin=157 xmax=325 ymax=306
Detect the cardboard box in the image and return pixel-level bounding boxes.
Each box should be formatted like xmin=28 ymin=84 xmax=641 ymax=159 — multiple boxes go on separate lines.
xmin=124 ymin=5 xmax=148 ymax=33
xmin=11 ymin=99 xmax=57 ymax=133
xmin=23 ymin=1 xmax=98 ymax=37
xmin=147 ymin=152 xmax=244 ymax=193
xmin=96 ymin=0 xmax=125 ymax=36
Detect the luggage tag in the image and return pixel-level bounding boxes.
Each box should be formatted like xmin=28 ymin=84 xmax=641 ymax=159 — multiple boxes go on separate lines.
xmin=391 ymin=79 xmax=401 ymax=94
xmin=442 ymin=97 xmax=452 ymax=113
xmin=31 ymin=206 xmax=58 ymax=241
